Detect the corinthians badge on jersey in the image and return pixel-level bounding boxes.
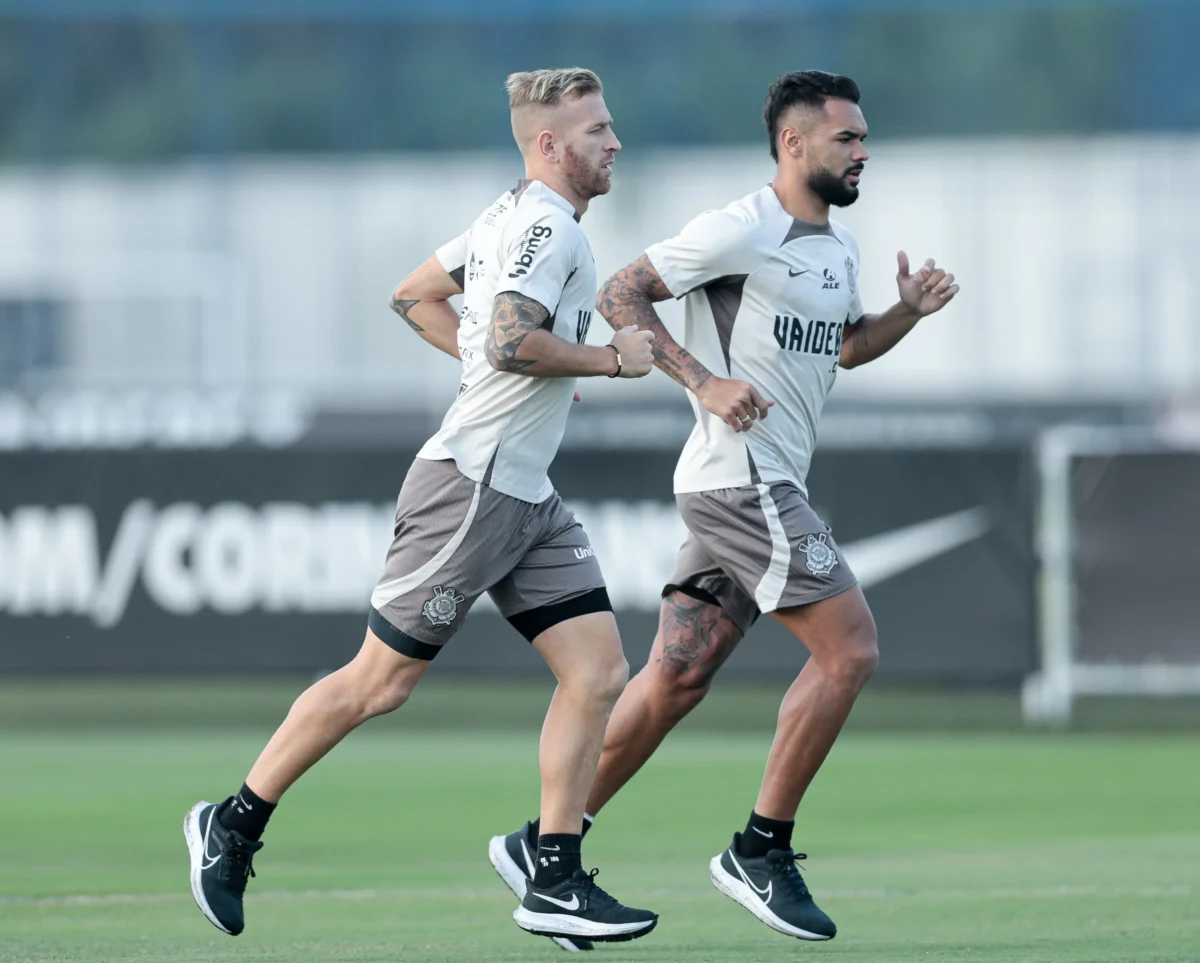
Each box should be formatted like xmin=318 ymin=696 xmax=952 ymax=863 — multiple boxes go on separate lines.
xmin=845 ymin=256 xmax=857 ymax=296
xmin=798 ymin=533 xmax=839 ymax=576
xmin=423 ymin=586 xmax=466 ymax=626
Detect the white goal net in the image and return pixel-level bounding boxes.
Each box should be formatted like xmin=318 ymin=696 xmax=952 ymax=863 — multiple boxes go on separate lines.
xmin=1022 ymin=425 xmax=1200 ymax=724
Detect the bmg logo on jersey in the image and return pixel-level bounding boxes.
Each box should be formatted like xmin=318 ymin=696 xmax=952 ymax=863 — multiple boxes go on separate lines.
xmin=507 ymin=224 xmax=553 ymax=278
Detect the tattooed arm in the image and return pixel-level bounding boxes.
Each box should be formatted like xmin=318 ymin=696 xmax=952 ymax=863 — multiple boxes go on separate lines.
xmin=597 ymin=254 xmax=773 ymax=432
xmin=389 ymin=255 xmax=464 ymax=360
xmin=485 ymin=292 xmax=653 ymax=378
xmin=597 ymin=254 xmax=712 ymax=392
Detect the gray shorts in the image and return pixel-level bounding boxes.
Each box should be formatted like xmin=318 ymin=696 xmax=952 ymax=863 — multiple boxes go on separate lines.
xmin=667 ymin=482 xmax=858 ymax=633
xmin=368 ymin=458 xmax=609 ymax=659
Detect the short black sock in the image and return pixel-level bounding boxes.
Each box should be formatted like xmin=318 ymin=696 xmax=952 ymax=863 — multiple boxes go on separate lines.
xmin=737 ymin=810 xmax=795 ymax=859
xmin=532 ymin=833 xmax=582 ymax=888
xmin=216 ymin=783 xmax=276 ymax=842
xmin=529 ymin=812 xmax=593 ymax=843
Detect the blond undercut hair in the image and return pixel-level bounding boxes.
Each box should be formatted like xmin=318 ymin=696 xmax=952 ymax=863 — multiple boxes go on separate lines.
xmin=506 ymin=67 xmax=603 ymax=110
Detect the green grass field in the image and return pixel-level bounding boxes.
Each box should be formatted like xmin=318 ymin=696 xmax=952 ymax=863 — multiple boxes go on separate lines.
xmin=2 ymin=682 xmax=1199 ymax=963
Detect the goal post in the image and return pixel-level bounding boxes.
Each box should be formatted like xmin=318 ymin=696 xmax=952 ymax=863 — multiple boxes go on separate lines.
xmin=1022 ymin=424 xmax=1200 ymax=725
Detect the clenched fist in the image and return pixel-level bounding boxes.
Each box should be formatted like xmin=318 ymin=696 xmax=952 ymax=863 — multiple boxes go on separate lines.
xmin=610 ymin=325 xmax=656 ymax=378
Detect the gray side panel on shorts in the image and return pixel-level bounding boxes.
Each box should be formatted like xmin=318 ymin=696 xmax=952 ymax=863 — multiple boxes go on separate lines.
xmin=676 ymin=482 xmax=857 ymax=619
xmin=488 ymin=492 xmax=605 ymax=619
xmin=371 ymin=459 xmax=532 ymax=649
xmin=665 ymin=533 xmax=760 ymax=633
xmin=371 ymin=460 xmax=609 ymax=655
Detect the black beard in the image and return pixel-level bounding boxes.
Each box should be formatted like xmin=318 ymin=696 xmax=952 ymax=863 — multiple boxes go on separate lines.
xmin=808 ymin=167 xmax=860 ymax=207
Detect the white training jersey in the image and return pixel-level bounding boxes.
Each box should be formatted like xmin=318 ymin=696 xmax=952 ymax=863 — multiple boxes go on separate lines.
xmin=418 ymin=179 xmax=597 ymax=504
xmin=645 ymin=185 xmax=864 ymax=497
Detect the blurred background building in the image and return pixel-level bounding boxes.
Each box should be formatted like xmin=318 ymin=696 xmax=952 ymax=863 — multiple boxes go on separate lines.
xmin=2 ymin=0 xmax=1199 ymax=724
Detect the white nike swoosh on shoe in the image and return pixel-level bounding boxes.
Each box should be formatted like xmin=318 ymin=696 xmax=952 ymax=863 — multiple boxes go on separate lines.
xmin=519 ymin=838 xmax=537 ymax=879
xmin=752 ymin=828 xmax=774 ymax=838
xmin=201 ymin=809 xmax=221 ymax=870
xmin=728 ymin=851 xmax=772 ymax=903
xmin=532 ymin=892 xmax=580 ymax=911
xmin=843 ymin=507 xmax=990 ymax=589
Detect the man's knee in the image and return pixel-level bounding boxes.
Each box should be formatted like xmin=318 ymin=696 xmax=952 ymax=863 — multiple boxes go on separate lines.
xmin=333 ymin=665 xmax=416 ymax=720
xmin=361 ymin=672 xmax=418 ymax=717
xmin=343 ymin=633 xmax=429 ymax=719
xmin=832 ymin=625 xmax=879 ymax=688
xmin=603 ymin=656 xmax=632 ymax=704
xmin=652 ymin=647 xmax=720 ymax=707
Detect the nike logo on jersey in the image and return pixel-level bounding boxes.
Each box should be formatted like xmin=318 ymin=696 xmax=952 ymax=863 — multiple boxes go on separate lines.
xmin=728 ymin=851 xmax=772 ymax=903
xmin=532 ymin=892 xmax=581 ymax=911
xmin=788 ymin=268 xmax=810 ymax=277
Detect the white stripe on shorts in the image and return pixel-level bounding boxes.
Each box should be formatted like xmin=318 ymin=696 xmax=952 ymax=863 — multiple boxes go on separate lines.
xmin=752 ymin=483 xmax=791 ymax=613
xmin=369 ymin=482 xmax=481 ymax=610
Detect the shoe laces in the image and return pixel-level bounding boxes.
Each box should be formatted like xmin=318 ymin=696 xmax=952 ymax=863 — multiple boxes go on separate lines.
xmin=578 ymin=868 xmax=619 ymax=909
xmin=216 ymin=836 xmax=260 ymax=890
xmin=768 ymin=851 xmax=811 ymax=899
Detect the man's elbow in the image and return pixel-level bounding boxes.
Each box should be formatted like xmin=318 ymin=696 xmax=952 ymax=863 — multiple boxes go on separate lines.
xmin=596 ymin=281 xmax=641 ymax=327
xmin=484 ymin=340 xmax=507 ymax=371
xmin=389 ymin=280 xmax=413 ymax=312
xmin=595 ymin=280 xmax=617 ymax=321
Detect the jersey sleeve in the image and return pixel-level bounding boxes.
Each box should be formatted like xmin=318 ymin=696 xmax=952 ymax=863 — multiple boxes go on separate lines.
xmin=644 ymin=208 xmax=758 ymax=298
xmin=434 ymin=230 xmax=469 ymax=289
xmin=494 ymin=214 xmax=577 ymax=317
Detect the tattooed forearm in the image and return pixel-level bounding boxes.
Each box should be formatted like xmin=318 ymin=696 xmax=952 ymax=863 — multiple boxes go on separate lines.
xmin=390 ymin=296 xmax=425 ymax=333
xmin=598 ymin=255 xmax=713 ymax=393
xmin=485 ymin=292 xmax=549 ymax=373
xmin=653 ymin=349 xmax=713 ymax=393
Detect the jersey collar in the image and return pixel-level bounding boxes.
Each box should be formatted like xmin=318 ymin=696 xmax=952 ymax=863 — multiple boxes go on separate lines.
xmin=514 ymin=178 xmax=582 ymax=222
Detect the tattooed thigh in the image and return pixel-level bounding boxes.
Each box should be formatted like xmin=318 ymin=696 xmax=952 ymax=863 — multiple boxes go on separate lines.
xmin=655 ymin=590 xmax=743 ymax=684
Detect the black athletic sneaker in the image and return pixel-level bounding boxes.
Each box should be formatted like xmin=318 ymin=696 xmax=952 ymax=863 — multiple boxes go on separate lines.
xmin=183 ymin=799 xmax=263 ymax=935
xmin=514 ymin=867 xmax=658 ymax=943
xmin=709 ymin=833 xmax=836 ymax=940
xmin=488 ymin=822 xmax=594 ymax=952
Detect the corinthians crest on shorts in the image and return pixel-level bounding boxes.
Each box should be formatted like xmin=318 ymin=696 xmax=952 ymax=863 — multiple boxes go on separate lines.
xmin=798 ymin=533 xmax=839 ymax=577
xmin=422 ymin=585 xmax=466 ymax=626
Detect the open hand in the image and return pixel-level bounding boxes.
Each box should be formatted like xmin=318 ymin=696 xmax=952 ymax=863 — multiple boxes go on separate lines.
xmin=897 ymin=251 xmax=959 ymax=317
